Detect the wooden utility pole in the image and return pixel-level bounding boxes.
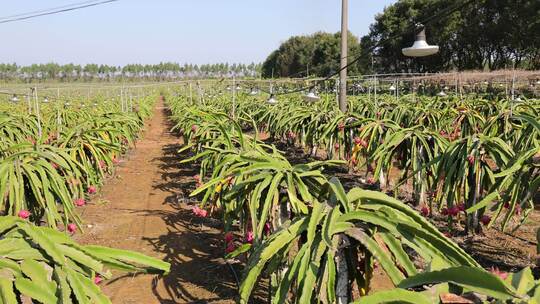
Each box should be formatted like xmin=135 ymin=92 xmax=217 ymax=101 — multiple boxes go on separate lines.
xmin=338 ymin=0 xmax=348 ymax=113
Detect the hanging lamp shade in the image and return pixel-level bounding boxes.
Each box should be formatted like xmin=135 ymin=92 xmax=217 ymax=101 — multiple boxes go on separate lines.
xmin=267 ymin=94 xmax=278 ymax=105
xmin=402 ymin=27 xmax=439 ymax=57
xmin=302 ymin=91 xmax=320 ymax=103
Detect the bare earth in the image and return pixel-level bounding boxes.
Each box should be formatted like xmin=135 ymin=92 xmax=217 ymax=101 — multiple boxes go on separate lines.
xmin=76 ymin=101 xmax=238 ymax=304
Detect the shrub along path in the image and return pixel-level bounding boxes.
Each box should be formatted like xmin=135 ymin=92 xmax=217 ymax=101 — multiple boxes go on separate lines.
xmin=75 ymin=99 xmax=239 ymax=303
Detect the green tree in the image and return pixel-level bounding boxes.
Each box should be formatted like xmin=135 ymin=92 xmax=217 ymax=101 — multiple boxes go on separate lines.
xmin=261 ymin=31 xmax=362 ymax=78
xmin=358 ymin=0 xmax=540 ymax=73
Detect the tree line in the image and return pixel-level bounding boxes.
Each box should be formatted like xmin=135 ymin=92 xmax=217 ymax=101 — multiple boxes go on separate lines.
xmin=0 ymin=62 xmax=262 ymax=82
xmin=262 ymin=0 xmax=539 ymax=78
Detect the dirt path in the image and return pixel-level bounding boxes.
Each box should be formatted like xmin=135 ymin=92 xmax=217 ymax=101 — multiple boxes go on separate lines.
xmin=76 ymin=100 xmax=238 ymax=303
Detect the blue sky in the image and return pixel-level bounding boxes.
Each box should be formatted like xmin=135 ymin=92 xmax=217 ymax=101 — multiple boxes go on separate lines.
xmin=0 ymin=0 xmax=396 ymax=65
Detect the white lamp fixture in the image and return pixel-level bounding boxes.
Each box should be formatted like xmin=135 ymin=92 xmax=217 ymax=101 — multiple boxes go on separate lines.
xmin=266 ymin=94 xmax=278 ymax=105
xmin=302 ymin=90 xmax=320 ymax=103
xmin=402 ymin=25 xmax=439 ymax=57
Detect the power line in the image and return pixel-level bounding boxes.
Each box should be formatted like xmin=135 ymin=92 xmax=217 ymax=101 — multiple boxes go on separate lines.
xmin=0 ymin=0 xmax=104 ymax=21
xmin=0 ymin=0 xmax=120 ymax=25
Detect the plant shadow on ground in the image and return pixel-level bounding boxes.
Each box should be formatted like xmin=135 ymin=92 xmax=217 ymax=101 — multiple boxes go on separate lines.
xmin=138 ymin=110 xmax=266 ymax=303
xmin=138 ymin=206 xmax=238 ymax=303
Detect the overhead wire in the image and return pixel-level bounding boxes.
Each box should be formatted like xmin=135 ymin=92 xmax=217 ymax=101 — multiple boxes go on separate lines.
xmin=0 ymin=89 xmax=72 ymax=103
xmin=279 ymin=53 xmax=363 ymax=79
xmin=0 ymin=0 xmax=120 ymax=25
xmin=0 ymin=0 xmax=106 ymax=21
